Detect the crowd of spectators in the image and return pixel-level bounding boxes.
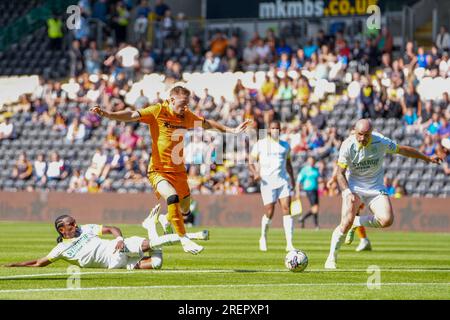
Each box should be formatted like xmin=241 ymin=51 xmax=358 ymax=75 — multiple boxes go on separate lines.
xmin=2 ymin=4 xmax=450 ymax=196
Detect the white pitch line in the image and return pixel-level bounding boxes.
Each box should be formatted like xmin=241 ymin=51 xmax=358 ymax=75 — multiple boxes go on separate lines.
xmin=0 ymin=282 xmax=450 ymax=294
xmin=1 ymin=268 xmax=450 ymax=280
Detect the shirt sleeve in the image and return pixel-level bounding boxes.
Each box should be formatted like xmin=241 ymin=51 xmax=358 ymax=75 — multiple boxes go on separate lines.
xmin=81 ymin=224 xmax=103 ymax=236
xmin=46 ymin=244 xmax=63 ymax=262
xmin=379 ymin=134 xmax=399 ymax=154
xmin=337 ymin=139 xmax=350 ymax=168
xmin=137 ymin=104 xmax=161 ymax=123
xmin=185 ymin=109 xmax=205 ymax=129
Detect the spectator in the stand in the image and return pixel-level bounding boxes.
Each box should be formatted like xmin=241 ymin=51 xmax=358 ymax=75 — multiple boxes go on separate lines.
xmin=135 ymin=89 xmax=150 ymax=109
xmin=403 ymin=41 xmax=416 ymax=67
xmin=87 ymin=175 xmax=100 ymax=193
xmin=189 ymin=35 xmax=203 ymax=57
xmin=304 ymin=40 xmax=318 ymax=59
xmin=275 ymin=77 xmax=294 ymax=101
xmin=210 ymin=31 xmax=228 ymax=57
xmin=11 ymin=152 xmax=33 ymax=181
xmin=255 ymin=38 xmax=271 ymax=64
xmin=438 ymin=116 xmax=450 ymax=138
xmin=358 ymin=77 xmax=376 ymax=118
xmin=175 ymin=13 xmax=188 ymax=45
xmin=260 ymin=74 xmax=276 ymax=100
xmin=161 ymin=10 xmax=177 ymax=46
xmin=294 ymin=76 xmax=310 ymax=107
xmin=243 ymin=42 xmax=258 ymax=66
xmin=85 ymin=148 xmax=108 ymax=181
xmin=123 ymin=160 xmax=144 ymax=181
xmin=46 ymin=152 xmax=68 ymax=181
xmin=402 ymin=82 xmax=422 ymax=116
xmin=375 ymin=27 xmax=393 ymax=54
xmin=276 ymin=52 xmax=291 ymax=71
xmin=92 ymin=0 xmax=108 ymax=22
xmin=69 ymin=40 xmax=84 ymax=77
xmin=32 ymin=98 xmax=48 ymax=117
xmin=112 ymin=1 xmax=130 ymax=43
xmin=363 ymin=38 xmax=379 ymax=70
xmin=134 ymin=0 xmax=151 ymax=43
xmin=420 ymin=135 xmax=437 ymax=156
xmin=310 ymin=104 xmax=327 ymax=130
xmin=427 ymin=112 xmax=441 ymax=135
xmin=119 ymin=126 xmax=140 ymax=150
xmin=436 ymin=26 xmax=450 ymax=52
xmin=81 ymin=110 xmax=101 ymax=134
xmin=403 ymin=107 xmax=418 ymax=127
xmin=66 ymin=118 xmax=87 ymax=144
xmin=154 ymin=0 xmax=170 ymax=20
xmin=73 ymin=13 xmax=91 ymax=41
xmin=115 ymin=43 xmax=140 ymax=80
xmin=67 ymin=169 xmax=86 ymax=193
xmin=417 ymin=47 xmax=429 ymax=68
xmin=223 ymin=47 xmax=238 ymax=72
xmin=84 ymin=41 xmax=103 ymax=74
xmin=420 ymin=100 xmax=434 ymax=124
xmin=0 ymin=117 xmax=13 ymax=140
xmin=46 ymin=13 xmax=63 ymax=51
xmin=202 ymin=51 xmax=220 ymax=73
xmin=276 ymin=39 xmax=292 ymax=57
xmin=140 ymin=49 xmax=155 ymax=74
xmin=33 ymin=153 xmax=47 ymax=186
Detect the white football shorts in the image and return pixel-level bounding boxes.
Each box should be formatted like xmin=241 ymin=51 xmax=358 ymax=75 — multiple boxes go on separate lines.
xmin=107 ymin=236 xmax=146 ymax=270
xmin=350 ymin=185 xmax=388 ymax=207
xmin=260 ymin=181 xmax=291 ymax=206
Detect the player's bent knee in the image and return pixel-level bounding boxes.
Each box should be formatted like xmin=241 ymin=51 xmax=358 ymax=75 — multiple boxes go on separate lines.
xmin=151 ymin=256 xmax=163 ymax=269
xmin=167 ymin=194 xmax=180 ymax=205
xmin=379 ymin=216 xmax=394 ymax=228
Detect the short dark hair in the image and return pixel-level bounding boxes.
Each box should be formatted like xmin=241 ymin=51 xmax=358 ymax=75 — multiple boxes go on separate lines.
xmin=170 ymin=86 xmax=190 ymax=97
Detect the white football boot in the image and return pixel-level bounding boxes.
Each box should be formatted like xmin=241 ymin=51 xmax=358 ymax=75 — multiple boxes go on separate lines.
xmin=355 ymin=238 xmax=372 ymax=252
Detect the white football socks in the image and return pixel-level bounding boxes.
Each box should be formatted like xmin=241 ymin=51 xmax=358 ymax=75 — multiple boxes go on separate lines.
xmin=328 ymin=227 xmax=345 ymax=261
xmin=261 ymin=215 xmax=271 ymax=239
xmin=282 ymin=215 xmax=294 ymax=249
xmin=353 ymin=215 xmax=382 ymax=228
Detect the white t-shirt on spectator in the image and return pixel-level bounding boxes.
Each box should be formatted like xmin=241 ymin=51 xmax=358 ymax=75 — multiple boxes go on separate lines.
xmin=47 ymin=160 xmax=65 ymax=178
xmin=34 ymin=160 xmax=47 ymax=178
xmin=85 ymin=152 xmax=107 ymax=179
xmin=0 ymin=122 xmax=13 ymax=137
xmin=117 ymin=46 xmax=139 ymax=68
xmin=66 ymin=123 xmax=86 ymax=141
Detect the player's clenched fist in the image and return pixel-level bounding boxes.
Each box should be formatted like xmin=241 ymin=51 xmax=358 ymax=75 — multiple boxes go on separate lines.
xmin=90 ymin=106 xmax=107 ymax=117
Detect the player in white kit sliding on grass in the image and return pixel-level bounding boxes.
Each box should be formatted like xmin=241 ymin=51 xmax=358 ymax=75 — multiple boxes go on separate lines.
xmin=325 ymin=119 xmax=442 ymax=269
xmin=249 ymin=120 xmax=296 ymax=252
xmin=6 ymin=204 xmax=208 ymax=270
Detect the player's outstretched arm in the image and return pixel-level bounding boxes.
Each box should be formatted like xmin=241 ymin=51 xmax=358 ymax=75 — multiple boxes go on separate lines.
xmin=90 ymin=106 xmax=141 ymax=123
xmin=397 ymin=145 xmax=442 ymax=164
xmin=202 ymin=119 xmax=252 ymax=134
xmin=6 ymin=257 xmax=52 ymax=267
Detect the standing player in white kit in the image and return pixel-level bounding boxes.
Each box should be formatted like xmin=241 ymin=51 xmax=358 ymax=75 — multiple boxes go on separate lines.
xmin=249 ymin=121 xmax=296 ymax=252
xmin=325 ymin=119 xmax=441 ymax=269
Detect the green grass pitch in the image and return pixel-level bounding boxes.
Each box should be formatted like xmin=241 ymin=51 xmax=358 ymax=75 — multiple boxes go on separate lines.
xmin=0 ymin=221 xmax=449 ymax=300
